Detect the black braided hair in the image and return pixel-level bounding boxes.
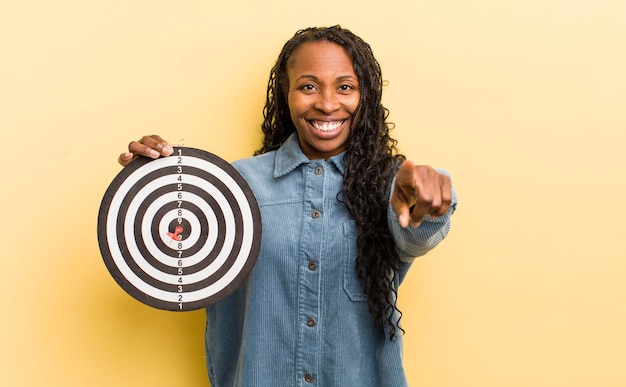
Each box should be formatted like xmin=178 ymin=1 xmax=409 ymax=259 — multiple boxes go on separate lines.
xmin=256 ymin=25 xmax=407 ymax=341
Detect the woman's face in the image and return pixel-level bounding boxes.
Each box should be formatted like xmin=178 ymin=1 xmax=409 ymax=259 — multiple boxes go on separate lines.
xmin=286 ymin=40 xmax=360 ymax=160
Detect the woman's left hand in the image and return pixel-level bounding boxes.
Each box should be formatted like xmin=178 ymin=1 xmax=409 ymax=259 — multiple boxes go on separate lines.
xmin=390 ymin=160 xmax=453 ymax=228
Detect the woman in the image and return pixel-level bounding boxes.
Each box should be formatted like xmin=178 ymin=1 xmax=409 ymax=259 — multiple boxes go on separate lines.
xmin=119 ymin=25 xmax=456 ymax=387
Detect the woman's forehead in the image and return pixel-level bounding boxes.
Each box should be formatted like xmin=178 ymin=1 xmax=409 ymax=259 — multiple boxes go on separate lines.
xmin=286 ymin=41 xmax=355 ymax=74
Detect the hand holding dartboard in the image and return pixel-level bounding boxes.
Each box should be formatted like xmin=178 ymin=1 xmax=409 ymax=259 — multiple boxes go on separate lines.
xmin=98 ymin=147 xmax=261 ymax=311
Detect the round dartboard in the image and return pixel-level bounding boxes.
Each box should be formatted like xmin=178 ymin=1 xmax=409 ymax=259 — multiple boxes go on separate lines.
xmin=97 ymin=147 xmax=261 ymax=311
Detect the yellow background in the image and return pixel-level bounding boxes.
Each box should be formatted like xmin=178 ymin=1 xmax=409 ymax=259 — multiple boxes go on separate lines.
xmin=1 ymin=0 xmax=625 ymax=386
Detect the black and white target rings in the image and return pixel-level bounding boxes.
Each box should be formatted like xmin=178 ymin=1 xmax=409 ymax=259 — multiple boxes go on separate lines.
xmin=97 ymin=147 xmax=261 ymax=311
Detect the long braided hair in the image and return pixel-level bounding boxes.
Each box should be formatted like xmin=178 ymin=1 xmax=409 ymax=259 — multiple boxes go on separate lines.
xmin=255 ymin=26 xmax=407 ymax=340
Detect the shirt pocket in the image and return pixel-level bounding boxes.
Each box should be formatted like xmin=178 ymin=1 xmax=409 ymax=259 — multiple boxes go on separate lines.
xmin=342 ymin=221 xmax=368 ymax=302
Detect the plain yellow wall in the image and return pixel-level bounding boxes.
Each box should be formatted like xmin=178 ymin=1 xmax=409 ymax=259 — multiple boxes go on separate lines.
xmin=1 ymin=0 xmax=625 ymax=386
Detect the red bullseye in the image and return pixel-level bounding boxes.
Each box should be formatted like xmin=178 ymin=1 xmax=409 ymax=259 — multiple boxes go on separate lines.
xmin=168 ymin=225 xmax=183 ymax=241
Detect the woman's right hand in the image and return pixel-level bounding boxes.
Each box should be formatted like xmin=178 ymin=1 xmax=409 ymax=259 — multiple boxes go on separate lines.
xmin=118 ymin=135 xmax=174 ymax=167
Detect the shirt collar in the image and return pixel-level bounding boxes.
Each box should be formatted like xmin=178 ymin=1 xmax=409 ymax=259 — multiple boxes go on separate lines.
xmin=273 ymin=133 xmax=346 ymax=177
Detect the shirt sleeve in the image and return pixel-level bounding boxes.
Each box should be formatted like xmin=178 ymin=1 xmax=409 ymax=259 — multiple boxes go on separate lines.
xmin=387 ymin=169 xmax=458 ymax=263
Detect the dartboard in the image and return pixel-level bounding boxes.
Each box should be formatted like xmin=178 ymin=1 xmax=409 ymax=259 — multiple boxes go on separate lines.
xmin=97 ymin=147 xmax=261 ymax=311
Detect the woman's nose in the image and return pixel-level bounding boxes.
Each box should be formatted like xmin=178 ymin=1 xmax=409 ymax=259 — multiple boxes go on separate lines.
xmin=314 ymin=90 xmax=339 ymax=113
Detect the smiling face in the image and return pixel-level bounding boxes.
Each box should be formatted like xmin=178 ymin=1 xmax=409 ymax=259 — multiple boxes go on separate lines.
xmin=286 ymin=40 xmax=361 ymax=160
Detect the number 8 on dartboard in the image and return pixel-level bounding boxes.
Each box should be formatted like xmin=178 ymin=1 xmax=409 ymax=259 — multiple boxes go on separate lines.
xmin=97 ymin=147 xmax=262 ymax=311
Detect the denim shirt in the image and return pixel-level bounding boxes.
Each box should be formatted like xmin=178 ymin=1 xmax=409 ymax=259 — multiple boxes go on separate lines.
xmin=205 ymin=134 xmax=456 ymax=386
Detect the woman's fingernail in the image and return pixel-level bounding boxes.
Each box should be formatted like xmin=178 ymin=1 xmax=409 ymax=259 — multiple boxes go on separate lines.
xmin=399 ymin=214 xmax=408 ymax=228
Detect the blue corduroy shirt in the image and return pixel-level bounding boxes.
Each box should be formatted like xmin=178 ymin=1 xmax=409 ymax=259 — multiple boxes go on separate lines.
xmin=205 ymin=133 xmax=456 ymax=386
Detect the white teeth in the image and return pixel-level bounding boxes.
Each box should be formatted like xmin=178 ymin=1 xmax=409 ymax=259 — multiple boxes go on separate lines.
xmin=312 ymin=120 xmax=343 ymax=132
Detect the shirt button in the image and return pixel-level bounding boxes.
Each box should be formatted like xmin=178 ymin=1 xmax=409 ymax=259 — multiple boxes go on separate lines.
xmin=308 ymin=261 xmax=317 ymax=271
xmin=311 ymin=210 xmax=321 ymax=219
xmin=304 ymin=373 xmax=315 ymax=383
xmin=314 ymin=166 xmax=323 ymax=175
xmin=306 ymin=317 xmax=316 ymax=327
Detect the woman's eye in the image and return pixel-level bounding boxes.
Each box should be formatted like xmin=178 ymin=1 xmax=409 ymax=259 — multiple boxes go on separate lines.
xmin=339 ymin=85 xmax=352 ymax=91
xmin=302 ymin=84 xmax=315 ymax=91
